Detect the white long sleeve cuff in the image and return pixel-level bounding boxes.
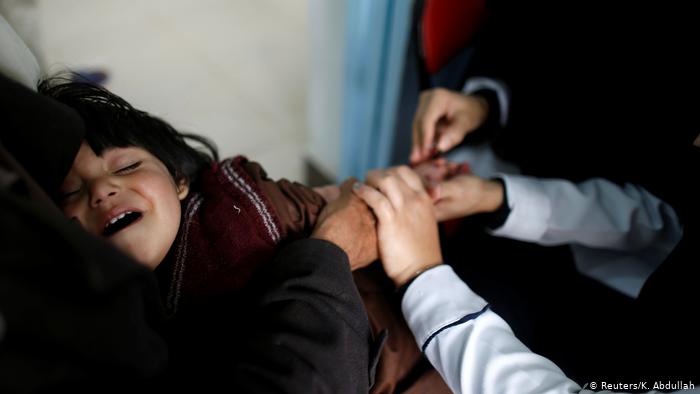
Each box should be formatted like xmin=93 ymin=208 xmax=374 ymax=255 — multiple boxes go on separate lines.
xmin=490 ymin=174 xmax=552 ymax=242
xmin=462 ymin=76 xmax=511 ymax=127
xmin=488 ymin=174 xmax=683 ymax=297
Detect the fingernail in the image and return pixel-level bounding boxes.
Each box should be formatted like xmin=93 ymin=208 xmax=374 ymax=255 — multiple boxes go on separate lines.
xmin=353 ymin=182 xmax=362 ymax=190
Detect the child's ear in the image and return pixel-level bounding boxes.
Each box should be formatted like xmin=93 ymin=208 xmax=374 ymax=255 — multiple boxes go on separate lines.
xmin=177 ymin=180 xmax=190 ymax=200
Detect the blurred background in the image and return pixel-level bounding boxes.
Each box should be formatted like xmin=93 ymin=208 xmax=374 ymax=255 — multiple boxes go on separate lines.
xmin=3 ymin=0 xmax=320 ymax=183
xmin=1 ymin=0 xmax=456 ymax=185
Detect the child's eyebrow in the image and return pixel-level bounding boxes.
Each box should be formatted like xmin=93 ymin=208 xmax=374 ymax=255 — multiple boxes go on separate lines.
xmin=102 ymin=147 xmax=140 ymax=165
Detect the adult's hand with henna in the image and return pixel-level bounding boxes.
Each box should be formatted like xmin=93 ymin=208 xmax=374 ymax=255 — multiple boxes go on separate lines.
xmin=410 ymin=88 xmax=489 ymax=164
xmin=352 ymin=166 xmax=443 ymax=288
xmin=312 ymin=177 xmax=378 ymax=270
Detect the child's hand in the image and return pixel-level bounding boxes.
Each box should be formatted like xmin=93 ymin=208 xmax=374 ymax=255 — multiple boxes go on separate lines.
xmin=412 ymin=158 xmax=471 ymax=201
xmin=431 ymin=175 xmax=503 ymax=221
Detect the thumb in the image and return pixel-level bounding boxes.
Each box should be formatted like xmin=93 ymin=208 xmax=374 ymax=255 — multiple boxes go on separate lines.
xmin=339 ymin=177 xmax=358 ymax=194
xmin=433 ymin=181 xmax=465 ymax=221
xmin=436 ymin=124 xmax=464 ymax=152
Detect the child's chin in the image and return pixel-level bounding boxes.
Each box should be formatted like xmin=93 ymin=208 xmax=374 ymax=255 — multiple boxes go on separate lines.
xmin=109 ymin=237 xmax=163 ymax=270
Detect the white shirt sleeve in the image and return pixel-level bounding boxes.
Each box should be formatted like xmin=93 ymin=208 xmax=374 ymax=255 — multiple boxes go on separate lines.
xmin=402 ymin=265 xmax=582 ymax=394
xmin=402 ymin=265 xmax=686 ymax=394
xmin=489 ymin=175 xmax=683 ymax=297
xmin=491 ymin=175 xmax=682 ymax=253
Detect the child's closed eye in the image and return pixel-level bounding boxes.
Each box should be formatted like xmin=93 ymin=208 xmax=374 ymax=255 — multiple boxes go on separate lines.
xmin=115 ymin=161 xmax=142 ymax=174
xmin=60 ymin=189 xmax=81 ymax=202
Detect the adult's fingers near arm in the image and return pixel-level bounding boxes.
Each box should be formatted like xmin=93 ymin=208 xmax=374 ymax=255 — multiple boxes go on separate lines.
xmin=410 ymin=115 xmax=422 ymax=164
xmin=435 ymin=117 xmax=469 ymax=153
xmin=411 ymin=90 xmax=441 ymax=163
xmin=420 ymin=91 xmax=447 ymax=158
xmin=411 ymin=91 xmax=429 ymax=163
xmin=352 ymin=183 xmax=394 ymax=222
xmin=365 ymin=169 xmax=405 ymax=209
xmin=393 ymin=165 xmax=427 ymax=195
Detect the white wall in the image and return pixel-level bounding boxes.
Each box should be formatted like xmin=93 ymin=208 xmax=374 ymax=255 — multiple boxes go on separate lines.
xmin=307 ymin=0 xmax=346 ymax=180
xmin=35 ymin=0 xmax=310 ymax=182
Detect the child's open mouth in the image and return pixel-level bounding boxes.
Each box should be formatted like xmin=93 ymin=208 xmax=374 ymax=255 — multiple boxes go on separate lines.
xmin=103 ymin=211 xmax=143 ymax=237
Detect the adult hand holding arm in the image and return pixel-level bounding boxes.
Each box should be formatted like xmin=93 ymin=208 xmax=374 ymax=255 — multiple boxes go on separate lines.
xmin=352 ymin=165 xmax=443 ymax=287
xmin=312 ymin=177 xmax=378 ymax=270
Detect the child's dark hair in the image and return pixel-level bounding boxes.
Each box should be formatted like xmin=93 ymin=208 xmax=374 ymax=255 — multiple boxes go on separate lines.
xmin=38 ymin=75 xmax=219 ymax=189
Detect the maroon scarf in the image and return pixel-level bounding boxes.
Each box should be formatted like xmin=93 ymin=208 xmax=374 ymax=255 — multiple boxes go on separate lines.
xmin=158 ymin=156 xmax=283 ymax=315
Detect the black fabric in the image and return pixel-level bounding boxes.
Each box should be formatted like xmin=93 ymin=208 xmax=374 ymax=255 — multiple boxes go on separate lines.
xmin=632 ymin=214 xmax=700 ymax=382
xmin=160 ymin=238 xmax=373 ymax=393
xmin=0 ymin=73 xmax=168 ymax=392
xmin=440 ymin=169 xmax=700 ymax=385
xmin=0 ymin=75 xmax=84 ymax=197
xmin=441 ymin=183 xmax=700 ymax=384
xmin=465 ymin=0 xmax=699 ymax=220
xmin=483 ymin=178 xmax=510 ymax=230
xmin=439 ymin=4 xmax=700 ymax=381
xmin=0 ymin=146 xmax=169 ymax=393
xmin=1 ymin=74 xmax=374 ymax=392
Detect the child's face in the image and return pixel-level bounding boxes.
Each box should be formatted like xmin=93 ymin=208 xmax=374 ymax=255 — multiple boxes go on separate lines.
xmin=60 ymin=142 xmax=189 ymax=269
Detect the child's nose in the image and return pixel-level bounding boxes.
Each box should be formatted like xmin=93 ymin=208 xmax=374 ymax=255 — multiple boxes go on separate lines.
xmin=90 ymin=181 xmax=119 ymax=207
xmin=93 ymin=191 xmax=116 ymax=205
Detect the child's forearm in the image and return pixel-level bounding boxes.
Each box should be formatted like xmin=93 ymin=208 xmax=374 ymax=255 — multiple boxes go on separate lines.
xmin=240 ymin=159 xmax=327 ymax=239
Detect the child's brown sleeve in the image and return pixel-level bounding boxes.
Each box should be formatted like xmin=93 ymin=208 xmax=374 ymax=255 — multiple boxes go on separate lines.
xmin=239 ymin=160 xmax=326 ymax=240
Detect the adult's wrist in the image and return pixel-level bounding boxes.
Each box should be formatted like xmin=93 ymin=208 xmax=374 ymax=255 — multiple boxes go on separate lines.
xmin=478 ymin=178 xmax=504 ymax=213
xmin=466 ymin=94 xmax=489 ymax=129
xmin=391 ymin=262 xmax=444 ymax=289
xmin=310 ymin=228 xmax=347 ymax=258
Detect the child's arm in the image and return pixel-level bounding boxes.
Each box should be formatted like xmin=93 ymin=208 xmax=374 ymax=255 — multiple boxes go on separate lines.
xmin=239 ymin=160 xmax=327 ymax=240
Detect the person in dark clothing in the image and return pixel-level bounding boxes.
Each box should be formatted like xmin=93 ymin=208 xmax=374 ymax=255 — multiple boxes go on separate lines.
xmin=0 ymin=71 xmax=377 ymax=392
